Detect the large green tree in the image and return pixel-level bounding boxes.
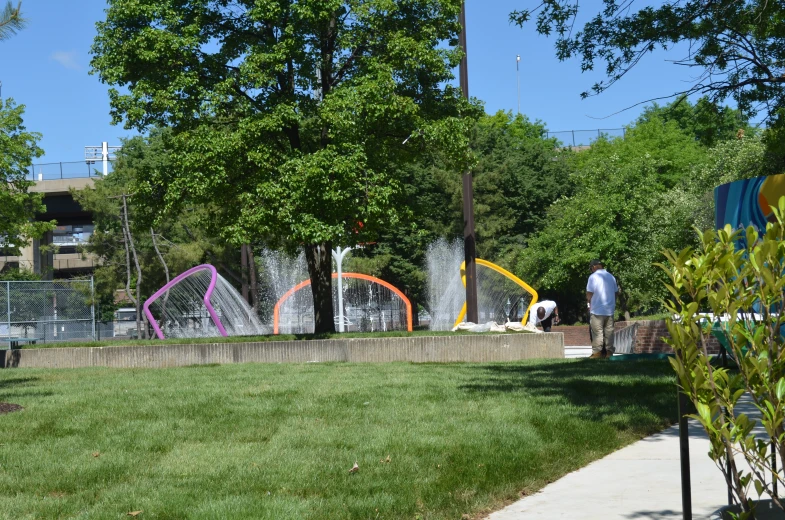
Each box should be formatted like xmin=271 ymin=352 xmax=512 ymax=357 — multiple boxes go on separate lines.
xmin=345 ymin=111 xmax=575 ymax=318
xmin=638 ymin=96 xmax=753 ymax=148
xmin=0 ymin=100 xmax=53 ymax=257
xmin=91 ymin=0 xmax=476 ymax=333
xmin=515 ymin=115 xmax=709 ymax=321
xmin=75 ymin=130 xmax=243 ymax=331
xmin=470 ymin=111 xmax=575 ymax=261
xmin=511 ymin=0 xmax=785 ymax=122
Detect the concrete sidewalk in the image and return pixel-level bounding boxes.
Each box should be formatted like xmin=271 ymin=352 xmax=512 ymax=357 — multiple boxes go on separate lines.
xmin=486 ymin=418 xmax=733 ymax=519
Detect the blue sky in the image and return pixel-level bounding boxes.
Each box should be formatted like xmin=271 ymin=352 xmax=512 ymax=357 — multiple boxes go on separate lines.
xmin=0 ymin=0 xmax=700 ymax=164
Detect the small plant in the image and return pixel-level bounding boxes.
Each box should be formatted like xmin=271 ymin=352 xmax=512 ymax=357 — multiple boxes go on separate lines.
xmin=660 ymin=197 xmax=785 ymax=519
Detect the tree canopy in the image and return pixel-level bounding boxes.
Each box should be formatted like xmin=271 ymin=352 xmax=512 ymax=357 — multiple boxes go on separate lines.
xmin=511 ymin=0 xmax=785 ymax=122
xmin=91 ymin=0 xmax=477 ymax=332
xmin=74 ymin=130 xmax=244 ymax=325
xmin=515 ymin=113 xmax=710 ymax=321
xmin=638 ymin=96 xmax=752 ymax=148
xmin=345 ymin=111 xmax=572 ymax=317
xmin=0 ymin=100 xmax=53 ymax=256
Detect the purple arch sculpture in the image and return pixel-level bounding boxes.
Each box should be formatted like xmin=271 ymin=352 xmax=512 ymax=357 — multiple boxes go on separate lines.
xmin=142 ymin=264 xmax=229 ymax=340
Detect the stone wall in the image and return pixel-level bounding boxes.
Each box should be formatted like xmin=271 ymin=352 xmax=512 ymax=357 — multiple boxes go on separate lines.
xmin=550 ymin=326 xmax=590 ymax=346
xmin=0 ymin=333 xmax=564 ymax=369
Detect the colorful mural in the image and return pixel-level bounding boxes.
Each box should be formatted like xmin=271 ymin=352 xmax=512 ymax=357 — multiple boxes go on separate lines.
xmin=715 ymin=173 xmax=785 ymax=231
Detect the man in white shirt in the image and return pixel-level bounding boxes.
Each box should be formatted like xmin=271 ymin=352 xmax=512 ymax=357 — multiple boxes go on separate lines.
xmin=586 ymin=259 xmax=619 ymax=359
xmin=527 ymin=300 xmax=559 ymax=332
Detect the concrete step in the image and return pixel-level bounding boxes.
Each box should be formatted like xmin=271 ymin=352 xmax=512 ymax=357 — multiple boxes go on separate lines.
xmin=565 ymin=345 xmax=591 ymax=358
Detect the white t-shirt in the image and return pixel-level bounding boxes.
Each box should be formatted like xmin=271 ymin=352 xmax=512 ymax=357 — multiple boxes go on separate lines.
xmin=527 ymin=300 xmax=557 ymax=327
xmin=586 ymin=269 xmax=618 ymax=316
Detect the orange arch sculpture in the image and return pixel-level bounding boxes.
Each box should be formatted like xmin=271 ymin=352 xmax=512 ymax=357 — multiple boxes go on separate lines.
xmin=273 ymin=272 xmax=413 ymax=334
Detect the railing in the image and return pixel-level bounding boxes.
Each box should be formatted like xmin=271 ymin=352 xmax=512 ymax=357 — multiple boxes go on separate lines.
xmin=27 ymin=160 xmax=115 ymax=182
xmin=543 ymin=128 xmax=626 ymax=147
xmin=24 ymin=131 xmax=626 ymax=179
xmin=613 ymin=322 xmax=640 ymax=354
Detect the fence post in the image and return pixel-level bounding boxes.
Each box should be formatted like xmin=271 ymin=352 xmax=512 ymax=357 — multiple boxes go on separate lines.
xmin=5 ymin=281 xmax=9 ymax=342
xmin=59 ymin=162 xmax=63 ymax=180
xmin=572 ymin=130 xmax=576 ymax=147
xmin=90 ymin=276 xmax=96 ymax=341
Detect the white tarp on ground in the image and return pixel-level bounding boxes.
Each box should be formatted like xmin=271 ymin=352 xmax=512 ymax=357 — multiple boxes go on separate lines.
xmin=451 ymin=321 xmax=538 ymax=333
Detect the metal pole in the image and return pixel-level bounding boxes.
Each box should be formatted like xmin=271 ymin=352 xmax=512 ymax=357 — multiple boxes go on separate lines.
xmin=678 ymin=387 xmax=693 ymax=520
xmin=773 ymin=442 xmax=778 ymax=498
xmin=6 ymin=281 xmax=10 ymax=344
xmin=516 ymin=55 xmax=521 ymax=115
xmin=459 ymin=0 xmax=478 ymax=324
xmin=722 ymin=348 xmax=733 ymax=506
xmin=90 ymin=276 xmax=96 ymax=341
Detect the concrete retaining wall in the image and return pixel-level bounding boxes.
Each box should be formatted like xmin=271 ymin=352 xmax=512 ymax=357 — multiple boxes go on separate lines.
xmin=0 ymin=333 xmax=564 ymax=369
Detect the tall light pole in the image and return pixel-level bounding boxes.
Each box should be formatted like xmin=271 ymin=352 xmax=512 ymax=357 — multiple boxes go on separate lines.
xmin=516 ymin=55 xmax=521 ymax=115
xmin=84 ymin=142 xmax=121 ymax=176
xmin=459 ymin=1 xmax=479 ymax=324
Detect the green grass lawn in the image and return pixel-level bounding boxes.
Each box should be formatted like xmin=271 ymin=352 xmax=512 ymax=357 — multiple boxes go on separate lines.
xmin=0 ymin=359 xmax=677 ymax=519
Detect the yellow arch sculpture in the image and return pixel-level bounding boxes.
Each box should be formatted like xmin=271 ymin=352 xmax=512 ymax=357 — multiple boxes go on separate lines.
xmin=453 ymin=259 xmax=539 ymax=328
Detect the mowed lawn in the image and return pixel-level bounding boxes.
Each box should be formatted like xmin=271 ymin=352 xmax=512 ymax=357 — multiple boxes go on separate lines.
xmin=0 ymin=359 xmax=677 ymax=519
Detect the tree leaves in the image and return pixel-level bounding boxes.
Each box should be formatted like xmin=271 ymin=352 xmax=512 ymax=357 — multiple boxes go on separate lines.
xmin=0 ymin=99 xmax=54 ymax=252
xmin=663 ymin=206 xmax=785 ymax=509
xmin=511 ymin=0 xmax=785 ymax=125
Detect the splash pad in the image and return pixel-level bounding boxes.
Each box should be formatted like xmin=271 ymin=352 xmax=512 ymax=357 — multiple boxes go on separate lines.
xmin=143 ymin=264 xmax=269 ymax=340
xmin=273 ymin=273 xmax=413 ymax=334
xmin=146 ymin=239 xmax=538 ymax=340
xmin=454 ymin=259 xmax=538 ymax=328
xmin=426 ymin=238 xmax=538 ymax=331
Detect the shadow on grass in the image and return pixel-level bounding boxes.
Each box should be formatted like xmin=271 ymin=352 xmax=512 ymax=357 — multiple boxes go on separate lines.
xmin=460 ymin=359 xmax=679 ymax=435
xmin=0 ymin=376 xmax=38 ymax=389
xmin=0 ymin=375 xmax=44 ymax=401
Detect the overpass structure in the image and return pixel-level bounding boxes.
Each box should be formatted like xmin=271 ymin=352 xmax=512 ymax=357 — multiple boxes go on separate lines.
xmin=0 ymin=174 xmax=99 ymax=278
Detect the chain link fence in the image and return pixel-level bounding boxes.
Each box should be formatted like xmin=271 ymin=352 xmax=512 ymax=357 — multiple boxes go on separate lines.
xmin=28 ymin=160 xmax=114 ymax=181
xmin=0 ymin=279 xmax=96 ymax=346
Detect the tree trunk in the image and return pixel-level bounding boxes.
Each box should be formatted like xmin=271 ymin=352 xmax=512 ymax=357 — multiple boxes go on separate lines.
xmin=151 ymin=228 xmax=170 ymax=309
xmin=410 ymin=295 xmax=419 ymax=327
xmin=121 ymin=195 xmax=144 ymax=339
xmin=305 ymin=241 xmax=335 ymax=334
xmin=247 ymin=247 xmax=259 ymax=313
xmin=619 ymin=287 xmax=631 ymax=322
xmin=241 ymin=244 xmax=249 ymax=303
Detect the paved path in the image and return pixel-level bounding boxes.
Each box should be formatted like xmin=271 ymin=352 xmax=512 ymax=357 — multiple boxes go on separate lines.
xmin=486 ymin=418 xmax=736 ymax=520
